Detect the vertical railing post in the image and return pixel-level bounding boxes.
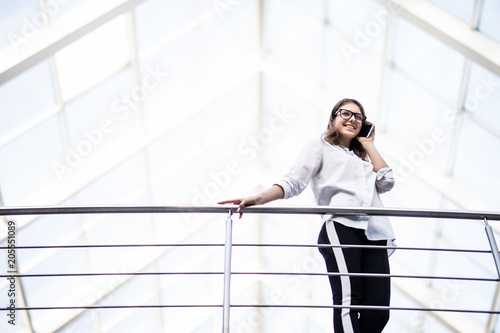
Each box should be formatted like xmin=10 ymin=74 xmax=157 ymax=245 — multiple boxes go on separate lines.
xmin=484 ymin=217 xmax=500 ymax=278
xmin=222 ymin=210 xmax=234 ymax=333
xmin=484 ymin=217 xmax=500 ymax=332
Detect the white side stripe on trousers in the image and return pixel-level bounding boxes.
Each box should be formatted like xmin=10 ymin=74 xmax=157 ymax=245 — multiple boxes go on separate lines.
xmin=326 ymin=221 xmax=355 ymax=333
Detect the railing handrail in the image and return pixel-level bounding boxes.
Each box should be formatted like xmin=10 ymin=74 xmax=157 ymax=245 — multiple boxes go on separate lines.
xmin=0 ymin=243 xmax=492 ymax=253
xmin=1 ymin=204 xmax=500 ymax=220
xmin=3 ymin=304 xmax=500 ymax=315
xmin=2 ymin=204 xmax=500 ymax=332
xmin=0 ymin=271 xmax=497 ymax=282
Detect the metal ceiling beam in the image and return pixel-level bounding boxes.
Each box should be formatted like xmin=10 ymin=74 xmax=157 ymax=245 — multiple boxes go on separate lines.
xmin=373 ymin=0 xmax=500 ymax=77
xmin=0 ymin=0 xmax=147 ymax=85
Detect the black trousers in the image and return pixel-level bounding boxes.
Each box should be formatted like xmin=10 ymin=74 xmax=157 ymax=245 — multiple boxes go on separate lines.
xmin=318 ymin=221 xmax=391 ymax=333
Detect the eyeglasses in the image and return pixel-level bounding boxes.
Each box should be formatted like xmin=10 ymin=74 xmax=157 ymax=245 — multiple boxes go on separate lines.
xmin=334 ymin=109 xmax=366 ymax=124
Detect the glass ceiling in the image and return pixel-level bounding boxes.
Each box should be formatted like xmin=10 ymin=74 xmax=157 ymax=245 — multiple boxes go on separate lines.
xmin=1 ymin=0 xmax=500 ymax=332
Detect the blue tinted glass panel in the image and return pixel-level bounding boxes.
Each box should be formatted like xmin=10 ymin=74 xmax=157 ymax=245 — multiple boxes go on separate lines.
xmin=453 ymin=116 xmax=500 ymax=207
xmin=393 ymin=19 xmax=465 ymax=103
xmin=55 ymin=15 xmax=129 ymax=101
xmin=134 ymin=0 xmax=197 ymax=53
xmin=0 ymin=0 xmax=40 ymax=50
xmin=266 ymin=0 xmax=323 ymax=82
xmin=64 ymin=69 xmax=133 ymax=148
xmin=0 ymin=115 xmax=65 ymax=205
xmin=49 ymin=0 xmax=89 ymax=19
xmin=77 ymin=152 xmax=149 ymax=205
xmin=385 ymin=71 xmax=454 ymax=170
xmin=287 ymin=0 xmax=324 ymax=17
xmin=324 ymin=34 xmax=384 ymax=114
xmin=428 ymin=0 xmax=475 ymax=23
xmin=0 ymin=59 xmax=56 ymax=139
xmin=327 ymin=0 xmax=387 ymax=37
xmin=199 ymin=0 xmax=257 ymax=73
xmin=479 ymin=0 xmax=500 ymax=43
xmin=464 ymin=62 xmax=500 ymax=133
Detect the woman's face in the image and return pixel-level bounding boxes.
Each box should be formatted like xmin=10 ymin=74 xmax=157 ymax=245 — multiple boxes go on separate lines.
xmin=332 ymin=102 xmax=363 ymax=140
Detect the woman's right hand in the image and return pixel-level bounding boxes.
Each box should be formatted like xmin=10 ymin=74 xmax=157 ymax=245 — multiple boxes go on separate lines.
xmin=217 ymin=196 xmax=260 ymax=218
xmin=217 ymin=185 xmax=284 ymax=218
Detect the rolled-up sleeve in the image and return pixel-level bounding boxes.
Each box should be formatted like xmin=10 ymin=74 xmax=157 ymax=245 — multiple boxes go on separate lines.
xmin=275 ymin=139 xmax=323 ymax=199
xmin=375 ymin=167 xmax=395 ymax=193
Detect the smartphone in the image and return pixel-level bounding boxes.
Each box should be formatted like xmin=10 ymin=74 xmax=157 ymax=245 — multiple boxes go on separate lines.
xmin=357 ymin=124 xmax=374 ymax=138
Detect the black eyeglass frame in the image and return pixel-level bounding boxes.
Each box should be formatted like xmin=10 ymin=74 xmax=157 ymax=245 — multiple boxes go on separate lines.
xmin=334 ymin=109 xmax=367 ymax=124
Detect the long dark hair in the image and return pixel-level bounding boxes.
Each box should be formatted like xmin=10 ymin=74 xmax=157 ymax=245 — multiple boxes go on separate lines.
xmin=323 ymin=98 xmax=368 ymax=161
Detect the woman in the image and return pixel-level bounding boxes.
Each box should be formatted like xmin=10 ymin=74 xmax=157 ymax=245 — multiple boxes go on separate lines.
xmin=219 ymin=98 xmax=395 ymax=332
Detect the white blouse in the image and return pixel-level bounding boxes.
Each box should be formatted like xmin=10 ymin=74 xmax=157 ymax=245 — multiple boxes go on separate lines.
xmin=275 ymin=136 xmax=396 ymax=248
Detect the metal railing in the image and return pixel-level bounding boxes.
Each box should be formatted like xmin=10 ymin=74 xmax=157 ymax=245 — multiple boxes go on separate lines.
xmin=2 ymin=205 xmax=500 ymax=333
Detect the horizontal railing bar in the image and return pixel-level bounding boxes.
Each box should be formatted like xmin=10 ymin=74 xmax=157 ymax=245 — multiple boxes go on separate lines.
xmin=1 ymin=243 xmax=491 ymax=254
xmin=0 ymin=272 xmax=221 ymax=278
xmin=0 ymin=244 xmax=225 ymax=250
xmin=1 ymin=304 xmax=498 ymax=314
xmin=1 ymin=205 xmax=500 ymax=220
xmin=232 ymin=272 xmax=498 ymax=282
xmin=0 ymin=305 xmax=222 ymax=311
xmin=231 ymin=304 xmax=500 ymax=314
xmin=243 ymin=243 xmax=491 ymax=253
xmin=2 ymin=271 xmax=496 ymax=282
